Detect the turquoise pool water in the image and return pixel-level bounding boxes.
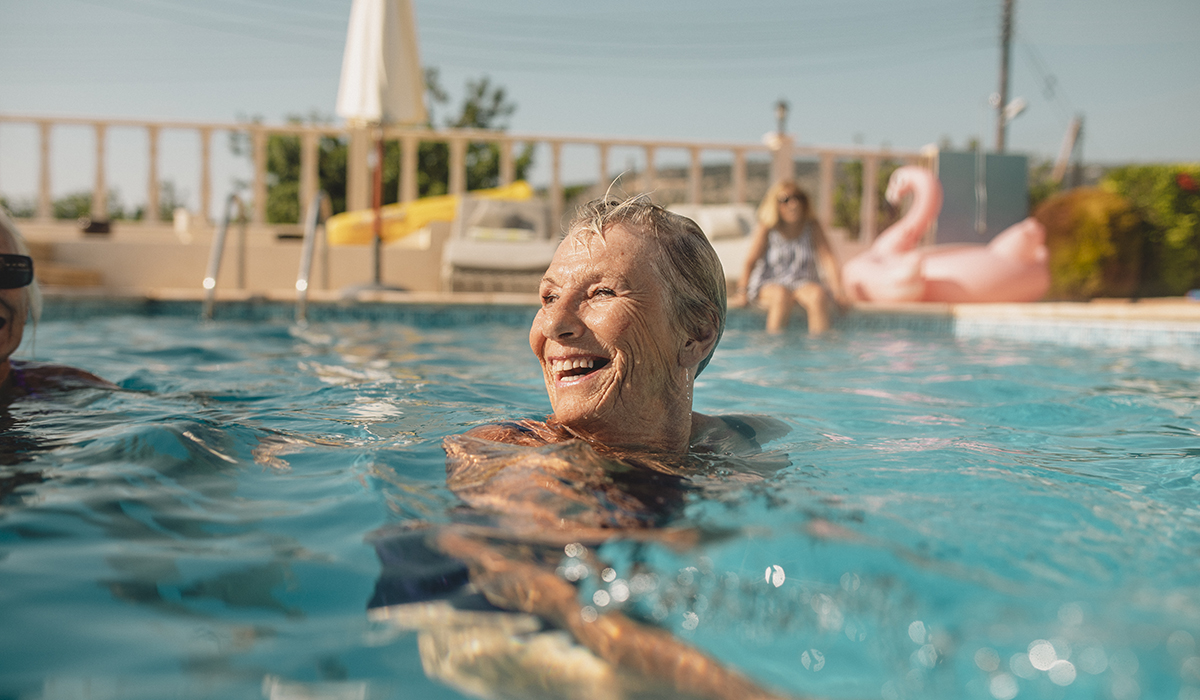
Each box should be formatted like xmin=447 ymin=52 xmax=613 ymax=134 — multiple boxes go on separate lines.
xmin=3 ymin=304 xmax=1200 ymax=700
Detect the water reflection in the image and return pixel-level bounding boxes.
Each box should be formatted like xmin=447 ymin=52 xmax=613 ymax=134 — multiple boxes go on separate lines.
xmin=367 ymin=433 xmax=800 ymax=700
xmin=0 ymin=397 xmax=337 ymax=696
xmin=0 ymin=393 xmax=57 ymax=507
xmin=12 ymin=317 xmax=1200 ymax=698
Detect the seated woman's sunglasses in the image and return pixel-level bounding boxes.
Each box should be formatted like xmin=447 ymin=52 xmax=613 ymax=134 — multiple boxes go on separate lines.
xmin=0 ymin=254 xmax=34 ymax=289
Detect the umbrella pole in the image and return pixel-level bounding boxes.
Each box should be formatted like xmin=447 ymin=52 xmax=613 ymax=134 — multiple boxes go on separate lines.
xmin=372 ymin=134 xmax=384 ymax=286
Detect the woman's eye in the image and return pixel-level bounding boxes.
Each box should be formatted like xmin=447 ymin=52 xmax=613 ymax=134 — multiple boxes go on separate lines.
xmin=592 ymin=287 xmax=616 ymax=298
xmin=540 ymin=293 xmax=557 ymax=305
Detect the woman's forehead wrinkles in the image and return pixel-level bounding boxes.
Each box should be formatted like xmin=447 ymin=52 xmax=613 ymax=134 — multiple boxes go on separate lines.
xmin=567 ymin=228 xmax=610 ymax=255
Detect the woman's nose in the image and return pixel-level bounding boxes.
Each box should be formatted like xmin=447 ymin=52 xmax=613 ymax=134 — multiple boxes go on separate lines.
xmin=542 ymin=300 xmax=584 ymax=340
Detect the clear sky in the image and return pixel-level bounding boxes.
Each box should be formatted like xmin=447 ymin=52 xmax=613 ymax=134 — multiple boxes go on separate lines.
xmin=1 ymin=0 xmax=1196 ymax=213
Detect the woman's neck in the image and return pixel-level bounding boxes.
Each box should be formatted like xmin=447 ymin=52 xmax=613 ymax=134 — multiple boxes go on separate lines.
xmin=777 ymin=216 xmax=807 ymax=235
xmin=553 ymin=401 xmax=695 ymax=456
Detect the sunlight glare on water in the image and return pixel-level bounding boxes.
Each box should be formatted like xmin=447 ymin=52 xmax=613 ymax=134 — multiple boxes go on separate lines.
xmin=1 ymin=312 xmax=1199 ymax=700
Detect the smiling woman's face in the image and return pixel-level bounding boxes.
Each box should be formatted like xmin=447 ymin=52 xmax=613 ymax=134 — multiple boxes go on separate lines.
xmin=530 ymin=224 xmax=691 ymax=443
xmin=0 ymin=232 xmax=27 ymax=369
xmin=777 ymin=189 xmax=806 ymax=224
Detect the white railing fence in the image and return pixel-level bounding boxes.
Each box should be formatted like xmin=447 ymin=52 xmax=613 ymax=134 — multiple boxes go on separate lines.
xmin=0 ymin=114 xmax=930 ymax=242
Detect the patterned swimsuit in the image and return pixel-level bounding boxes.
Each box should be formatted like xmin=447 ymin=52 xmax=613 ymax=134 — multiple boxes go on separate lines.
xmin=746 ymin=222 xmax=821 ymax=302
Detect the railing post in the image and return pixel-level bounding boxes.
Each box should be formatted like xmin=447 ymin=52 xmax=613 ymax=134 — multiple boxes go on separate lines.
xmin=817 ymin=151 xmax=835 ymax=233
xmin=597 ymin=143 xmax=609 ymax=193
xmin=860 ymin=155 xmax=879 ymax=242
xmin=771 ymin=135 xmax=795 ymax=184
xmin=550 ymin=141 xmax=563 ymax=232
xmin=300 ymin=128 xmax=318 ymax=223
xmin=146 ymin=125 xmax=160 ymax=223
xmin=401 ymin=134 xmax=418 ymax=202
xmin=499 ymin=139 xmax=514 ymax=187
xmin=91 ymin=123 xmax=107 ymax=221
xmin=251 ymin=126 xmax=267 ymax=225
xmin=199 ymin=127 xmax=212 ymax=225
xmin=732 ymin=148 xmax=747 ymax=204
xmin=642 ymin=145 xmax=656 ymax=194
xmin=37 ymin=121 xmax=53 ymax=221
xmin=449 ymin=136 xmax=467 ymax=196
xmin=688 ymin=146 xmax=702 ymax=204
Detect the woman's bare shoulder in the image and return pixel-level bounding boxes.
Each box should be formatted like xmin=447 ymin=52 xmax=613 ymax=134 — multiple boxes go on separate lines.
xmin=690 ymin=412 xmax=791 ymax=454
xmin=454 ymin=419 xmax=560 ymax=447
xmin=9 ymin=360 xmax=117 ymax=393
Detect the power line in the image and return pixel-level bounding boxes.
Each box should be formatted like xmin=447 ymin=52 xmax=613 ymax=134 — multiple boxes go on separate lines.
xmin=69 ymin=0 xmax=347 ymax=48
xmin=1018 ymin=40 xmax=1074 ymax=123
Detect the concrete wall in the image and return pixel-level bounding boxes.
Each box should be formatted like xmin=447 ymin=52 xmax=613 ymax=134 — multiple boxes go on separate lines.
xmin=16 ymin=220 xmax=451 ymax=295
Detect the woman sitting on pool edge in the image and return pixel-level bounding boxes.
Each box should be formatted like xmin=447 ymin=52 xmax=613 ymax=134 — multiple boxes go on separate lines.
xmin=731 ymin=181 xmax=847 ymax=334
xmin=0 ymin=209 xmax=111 ymax=396
xmin=416 ymin=196 xmax=795 ymax=700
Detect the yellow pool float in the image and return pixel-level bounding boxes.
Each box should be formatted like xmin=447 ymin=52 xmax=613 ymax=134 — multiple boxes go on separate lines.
xmin=326 ymin=181 xmax=534 ymax=246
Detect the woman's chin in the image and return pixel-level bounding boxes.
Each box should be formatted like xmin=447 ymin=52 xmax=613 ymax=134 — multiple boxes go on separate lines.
xmin=551 ymin=404 xmax=602 ymax=430
xmin=549 ymin=396 xmax=618 ymax=436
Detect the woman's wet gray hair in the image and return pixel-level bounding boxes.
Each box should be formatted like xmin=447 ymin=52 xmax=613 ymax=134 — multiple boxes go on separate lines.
xmin=568 ymin=195 xmax=726 ymax=376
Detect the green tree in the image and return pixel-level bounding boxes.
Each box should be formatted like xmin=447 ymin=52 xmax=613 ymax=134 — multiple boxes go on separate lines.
xmin=1102 ymin=164 xmax=1200 ymax=295
xmin=0 ymin=196 xmax=34 ymax=219
xmin=50 ymin=189 xmax=137 ymax=220
xmin=1027 ymin=159 xmax=1061 ymax=211
xmin=52 ymin=191 xmax=93 ymax=220
xmin=1034 ymin=187 xmax=1147 ymax=299
xmin=433 ymin=73 xmax=535 ymax=192
xmin=241 ymin=69 xmax=534 ymax=224
xmin=832 ymin=159 xmax=901 ymax=239
xmin=154 ymin=181 xmax=189 ymax=221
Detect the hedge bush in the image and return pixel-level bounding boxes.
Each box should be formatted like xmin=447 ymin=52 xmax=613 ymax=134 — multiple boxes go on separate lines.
xmin=1033 ymin=164 xmax=1200 ymax=298
xmin=1102 ymin=164 xmax=1200 ymax=296
xmin=1034 ymin=188 xmax=1146 ymax=300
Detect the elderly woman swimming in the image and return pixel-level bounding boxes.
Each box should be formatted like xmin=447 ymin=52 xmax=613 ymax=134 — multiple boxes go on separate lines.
xmin=384 ymin=197 xmax=795 ymax=700
xmin=465 ymin=195 xmax=761 ymax=455
xmin=0 ymin=210 xmax=109 ymax=396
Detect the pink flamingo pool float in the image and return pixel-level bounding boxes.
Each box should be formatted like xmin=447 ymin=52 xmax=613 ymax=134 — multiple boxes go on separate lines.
xmin=842 ymin=166 xmax=1050 ymax=303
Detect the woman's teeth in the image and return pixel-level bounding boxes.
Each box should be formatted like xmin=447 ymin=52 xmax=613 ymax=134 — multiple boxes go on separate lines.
xmin=553 ymin=358 xmax=593 ymax=372
xmin=551 ymin=358 xmax=604 ymax=377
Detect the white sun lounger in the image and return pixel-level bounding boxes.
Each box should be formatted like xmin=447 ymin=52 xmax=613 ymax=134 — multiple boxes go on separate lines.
xmin=442 ymin=196 xmax=560 ymax=293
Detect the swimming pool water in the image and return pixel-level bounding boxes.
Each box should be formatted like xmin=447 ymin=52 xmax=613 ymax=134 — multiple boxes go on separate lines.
xmin=3 ymin=307 xmax=1200 ymax=700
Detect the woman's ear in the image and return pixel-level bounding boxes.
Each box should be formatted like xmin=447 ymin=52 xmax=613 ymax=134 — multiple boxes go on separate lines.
xmin=679 ymin=322 xmax=718 ymax=370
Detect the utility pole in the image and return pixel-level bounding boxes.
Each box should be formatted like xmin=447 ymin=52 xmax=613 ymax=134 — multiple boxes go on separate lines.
xmin=1051 ymin=115 xmax=1084 ymax=185
xmin=995 ymin=0 xmax=1014 ymax=152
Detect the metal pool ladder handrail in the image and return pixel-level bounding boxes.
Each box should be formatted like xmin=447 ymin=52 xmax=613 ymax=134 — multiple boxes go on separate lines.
xmin=201 ymin=193 xmax=248 ymax=321
xmin=295 ymin=191 xmax=331 ymax=324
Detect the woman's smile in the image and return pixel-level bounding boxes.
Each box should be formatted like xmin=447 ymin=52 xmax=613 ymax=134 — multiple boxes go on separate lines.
xmin=547 ymin=354 xmax=611 ymax=385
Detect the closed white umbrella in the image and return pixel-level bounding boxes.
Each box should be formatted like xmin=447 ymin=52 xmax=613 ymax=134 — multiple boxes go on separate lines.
xmin=336 ymin=0 xmax=426 ymax=290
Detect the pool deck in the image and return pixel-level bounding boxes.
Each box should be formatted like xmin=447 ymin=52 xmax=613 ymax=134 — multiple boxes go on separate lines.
xmin=850 ymin=298 xmax=1200 ymax=346
xmin=39 ymin=287 xmax=1200 ymax=348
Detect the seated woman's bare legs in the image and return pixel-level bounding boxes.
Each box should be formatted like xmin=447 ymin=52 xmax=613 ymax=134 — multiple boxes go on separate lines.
xmin=759 ymin=284 xmax=794 ymax=333
xmin=793 ymin=282 xmax=832 ymax=335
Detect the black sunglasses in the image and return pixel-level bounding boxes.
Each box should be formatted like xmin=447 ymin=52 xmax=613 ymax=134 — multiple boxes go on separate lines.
xmin=0 ymin=254 xmax=34 ymax=290
xmin=777 ymin=194 xmax=802 ymax=205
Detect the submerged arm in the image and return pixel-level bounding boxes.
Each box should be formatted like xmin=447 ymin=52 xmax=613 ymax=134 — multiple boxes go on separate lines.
xmin=434 ymin=529 xmax=800 ymax=700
